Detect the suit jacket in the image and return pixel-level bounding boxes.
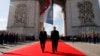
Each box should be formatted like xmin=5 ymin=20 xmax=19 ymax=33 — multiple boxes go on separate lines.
xmin=39 ymin=31 xmax=47 ymax=41
xmin=51 ymin=30 xmax=59 ymax=41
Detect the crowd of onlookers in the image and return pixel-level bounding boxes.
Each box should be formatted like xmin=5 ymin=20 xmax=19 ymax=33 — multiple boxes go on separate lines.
xmin=61 ymin=32 xmax=100 ymax=44
xmin=0 ymin=31 xmax=35 ymax=45
xmin=0 ymin=31 xmax=100 ymax=45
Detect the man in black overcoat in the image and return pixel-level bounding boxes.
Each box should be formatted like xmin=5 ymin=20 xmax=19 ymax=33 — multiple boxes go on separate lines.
xmin=51 ymin=26 xmax=59 ymax=54
xmin=39 ymin=27 xmax=47 ymax=53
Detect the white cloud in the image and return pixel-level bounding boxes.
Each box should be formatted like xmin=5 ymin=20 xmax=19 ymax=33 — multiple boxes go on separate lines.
xmin=0 ymin=18 xmax=7 ymax=23
xmin=53 ymin=4 xmax=62 ymax=20
xmin=44 ymin=23 xmax=64 ymax=35
xmin=0 ymin=27 xmax=6 ymax=30
xmin=0 ymin=18 xmax=8 ymax=30
xmin=44 ymin=23 xmax=53 ymax=35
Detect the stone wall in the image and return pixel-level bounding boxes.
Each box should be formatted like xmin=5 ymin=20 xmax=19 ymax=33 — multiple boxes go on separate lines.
xmin=66 ymin=0 xmax=100 ymax=36
xmin=7 ymin=0 xmax=40 ymax=40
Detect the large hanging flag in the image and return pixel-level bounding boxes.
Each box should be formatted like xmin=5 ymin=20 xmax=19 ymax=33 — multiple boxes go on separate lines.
xmin=40 ymin=0 xmax=53 ymax=25
xmin=46 ymin=3 xmax=53 ymax=24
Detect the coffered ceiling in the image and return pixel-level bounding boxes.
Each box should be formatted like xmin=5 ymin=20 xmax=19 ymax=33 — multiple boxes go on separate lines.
xmin=39 ymin=0 xmax=66 ymax=10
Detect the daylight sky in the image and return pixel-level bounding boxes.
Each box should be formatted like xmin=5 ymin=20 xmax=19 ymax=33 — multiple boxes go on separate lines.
xmin=0 ymin=0 xmax=10 ymax=30
xmin=0 ymin=0 xmax=100 ymax=35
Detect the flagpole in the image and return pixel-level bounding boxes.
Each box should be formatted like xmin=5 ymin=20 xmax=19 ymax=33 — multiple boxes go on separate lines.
xmin=51 ymin=0 xmax=53 ymax=25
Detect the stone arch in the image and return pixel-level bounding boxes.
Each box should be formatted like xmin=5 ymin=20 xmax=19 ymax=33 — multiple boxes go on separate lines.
xmin=39 ymin=0 xmax=66 ymax=12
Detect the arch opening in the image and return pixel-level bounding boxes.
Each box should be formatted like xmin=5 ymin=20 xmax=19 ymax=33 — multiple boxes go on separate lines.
xmin=44 ymin=3 xmax=65 ymax=36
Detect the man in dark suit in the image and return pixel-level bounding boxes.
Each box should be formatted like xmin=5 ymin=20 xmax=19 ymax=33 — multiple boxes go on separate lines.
xmin=39 ymin=27 xmax=47 ymax=53
xmin=51 ymin=26 xmax=59 ymax=54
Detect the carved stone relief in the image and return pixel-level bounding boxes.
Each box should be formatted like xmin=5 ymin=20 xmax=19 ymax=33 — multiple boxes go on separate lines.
xmin=14 ymin=3 xmax=27 ymax=26
xmin=78 ymin=1 xmax=95 ymax=26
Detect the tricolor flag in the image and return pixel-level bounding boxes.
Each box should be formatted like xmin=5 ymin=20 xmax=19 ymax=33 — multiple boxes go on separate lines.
xmin=40 ymin=0 xmax=53 ymax=24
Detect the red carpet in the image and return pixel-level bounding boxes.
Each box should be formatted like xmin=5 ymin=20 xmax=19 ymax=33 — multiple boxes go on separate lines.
xmin=1 ymin=40 xmax=86 ymax=56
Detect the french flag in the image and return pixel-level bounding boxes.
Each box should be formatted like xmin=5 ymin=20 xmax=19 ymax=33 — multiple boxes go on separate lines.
xmin=40 ymin=0 xmax=53 ymax=24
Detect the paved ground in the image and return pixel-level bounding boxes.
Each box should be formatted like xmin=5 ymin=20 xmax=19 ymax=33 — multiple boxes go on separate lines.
xmin=65 ymin=41 xmax=100 ymax=56
xmin=0 ymin=41 xmax=38 ymax=54
xmin=0 ymin=41 xmax=100 ymax=56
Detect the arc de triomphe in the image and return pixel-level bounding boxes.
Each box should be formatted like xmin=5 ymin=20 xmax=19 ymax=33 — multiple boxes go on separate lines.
xmin=7 ymin=0 xmax=100 ymax=40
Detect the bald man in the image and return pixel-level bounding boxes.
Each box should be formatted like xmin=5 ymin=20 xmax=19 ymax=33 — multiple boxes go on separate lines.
xmin=51 ymin=26 xmax=59 ymax=54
